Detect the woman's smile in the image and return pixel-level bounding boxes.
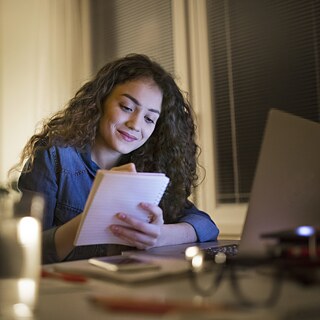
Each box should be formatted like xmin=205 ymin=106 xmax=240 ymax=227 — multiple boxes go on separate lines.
xmin=117 ymin=129 xmax=138 ymax=142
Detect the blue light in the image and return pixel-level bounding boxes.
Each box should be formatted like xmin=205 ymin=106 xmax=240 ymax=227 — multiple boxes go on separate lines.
xmin=295 ymin=226 xmax=315 ymax=237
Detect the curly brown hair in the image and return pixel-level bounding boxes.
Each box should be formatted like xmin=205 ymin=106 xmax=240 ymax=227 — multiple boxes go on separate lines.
xmin=16 ymin=54 xmax=201 ymax=223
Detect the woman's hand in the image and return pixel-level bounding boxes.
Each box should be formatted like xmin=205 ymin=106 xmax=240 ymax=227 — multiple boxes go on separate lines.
xmin=109 ymin=163 xmax=163 ymax=249
xmin=110 ymin=163 xmax=137 ymax=172
xmin=109 ymin=202 xmax=164 ymax=250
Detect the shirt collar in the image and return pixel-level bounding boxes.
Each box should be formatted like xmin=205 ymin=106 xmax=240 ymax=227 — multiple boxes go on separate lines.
xmin=76 ymin=144 xmax=100 ymax=176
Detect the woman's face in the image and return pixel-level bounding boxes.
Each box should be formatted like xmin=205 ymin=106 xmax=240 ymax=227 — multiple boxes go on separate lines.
xmin=96 ymin=79 xmax=163 ymax=156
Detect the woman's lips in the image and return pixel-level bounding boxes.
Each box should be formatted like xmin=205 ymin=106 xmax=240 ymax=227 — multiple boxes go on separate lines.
xmin=118 ymin=130 xmax=138 ymax=142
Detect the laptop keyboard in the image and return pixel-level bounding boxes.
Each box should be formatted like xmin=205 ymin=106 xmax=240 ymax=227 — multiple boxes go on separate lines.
xmin=203 ymin=244 xmax=239 ymax=260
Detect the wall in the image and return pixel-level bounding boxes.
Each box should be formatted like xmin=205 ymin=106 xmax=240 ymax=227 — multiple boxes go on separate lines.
xmin=0 ymin=0 xmax=91 ymax=184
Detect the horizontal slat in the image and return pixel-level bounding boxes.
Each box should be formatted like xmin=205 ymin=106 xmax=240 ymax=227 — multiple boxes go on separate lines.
xmin=207 ymin=0 xmax=320 ymax=203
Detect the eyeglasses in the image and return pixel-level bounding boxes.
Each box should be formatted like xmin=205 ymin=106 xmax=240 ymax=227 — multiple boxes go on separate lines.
xmin=185 ymin=246 xmax=319 ymax=308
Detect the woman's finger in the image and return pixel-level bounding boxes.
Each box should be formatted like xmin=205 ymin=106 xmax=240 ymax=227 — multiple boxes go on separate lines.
xmin=110 ymin=163 xmax=136 ymax=172
xmin=109 ymin=224 xmax=159 ymax=249
xmin=138 ymin=203 xmax=164 ymax=225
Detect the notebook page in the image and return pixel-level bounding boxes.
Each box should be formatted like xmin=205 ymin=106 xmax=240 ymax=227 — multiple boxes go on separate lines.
xmin=74 ymin=170 xmax=169 ymax=246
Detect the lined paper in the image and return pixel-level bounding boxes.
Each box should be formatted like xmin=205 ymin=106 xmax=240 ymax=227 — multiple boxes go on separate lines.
xmin=74 ymin=170 xmax=169 ymax=246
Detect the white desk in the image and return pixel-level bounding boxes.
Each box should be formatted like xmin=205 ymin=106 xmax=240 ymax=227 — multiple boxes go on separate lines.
xmin=37 ymin=244 xmax=320 ymax=320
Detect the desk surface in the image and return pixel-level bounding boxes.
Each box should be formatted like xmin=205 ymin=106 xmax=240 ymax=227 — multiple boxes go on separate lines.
xmin=38 ymin=242 xmax=320 ymax=320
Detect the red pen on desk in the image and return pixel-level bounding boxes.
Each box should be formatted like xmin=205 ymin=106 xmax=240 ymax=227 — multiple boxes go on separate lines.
xmin=41 ymin=269 xmax=87 ymax=283
xmin=89 ymin=295 xmax=227 ymax=315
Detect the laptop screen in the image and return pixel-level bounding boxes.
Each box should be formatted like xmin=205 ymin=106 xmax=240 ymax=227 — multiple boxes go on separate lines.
xmin=239 ymin=109 xmax=320 ymax=256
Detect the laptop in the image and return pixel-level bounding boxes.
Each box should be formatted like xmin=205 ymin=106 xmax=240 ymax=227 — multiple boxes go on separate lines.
xmin=238 ymin=108 xmax=320 ymax=256
xmin=142 ymin=109 xmax=320 ymax=259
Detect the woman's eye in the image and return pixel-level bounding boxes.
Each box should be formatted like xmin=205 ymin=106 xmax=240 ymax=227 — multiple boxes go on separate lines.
xmin=145 ymin=116 xmax=155 ymax=124
xmin=120 ymin=104 xmax=132 ymax=112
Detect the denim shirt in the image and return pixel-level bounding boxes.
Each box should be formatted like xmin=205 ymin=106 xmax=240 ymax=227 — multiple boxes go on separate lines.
xmin=18 ymin=145 xmax=219 ymax=263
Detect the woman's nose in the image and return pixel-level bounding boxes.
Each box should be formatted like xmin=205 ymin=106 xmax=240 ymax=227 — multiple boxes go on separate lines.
xmin=126 ymin=115 xmax=141 ymax=132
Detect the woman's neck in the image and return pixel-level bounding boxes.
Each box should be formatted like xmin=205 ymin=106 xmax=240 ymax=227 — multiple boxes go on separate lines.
xmin=91 ymin=142 xmax=121 ymax=170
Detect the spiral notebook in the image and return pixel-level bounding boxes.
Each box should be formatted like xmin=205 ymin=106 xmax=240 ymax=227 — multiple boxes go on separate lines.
xmin=74 ymin=170 xmax=170 ymax=246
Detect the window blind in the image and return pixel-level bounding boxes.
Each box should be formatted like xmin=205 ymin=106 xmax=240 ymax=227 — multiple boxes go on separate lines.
xmin=90 ymin=0 xmax=174 ymax=74
xmin=207 ymin=0 xmax=320 ymax=203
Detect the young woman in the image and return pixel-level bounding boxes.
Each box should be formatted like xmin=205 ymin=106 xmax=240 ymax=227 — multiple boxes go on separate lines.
xmin=16 ymin=54 xmax=219 ymax=263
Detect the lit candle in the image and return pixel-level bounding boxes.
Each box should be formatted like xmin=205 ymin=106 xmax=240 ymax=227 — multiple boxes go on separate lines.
xmin=17 ymin=217 xmax=41 ymax=314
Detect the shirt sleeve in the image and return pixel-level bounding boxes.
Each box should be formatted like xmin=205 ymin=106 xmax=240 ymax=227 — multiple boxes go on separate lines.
xmin=178 ymin=201 xmax=219 ymax=242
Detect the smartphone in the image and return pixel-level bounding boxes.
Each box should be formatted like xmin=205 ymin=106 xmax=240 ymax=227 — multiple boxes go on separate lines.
xmin=88 ymin=256 xmax=160 ymax=272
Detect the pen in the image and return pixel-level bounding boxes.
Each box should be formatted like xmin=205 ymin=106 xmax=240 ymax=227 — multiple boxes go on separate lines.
xmin=89 ymin=295 xmax=227 ymax=315
xmin=41 ymin=269 xmax=87 ymax=283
